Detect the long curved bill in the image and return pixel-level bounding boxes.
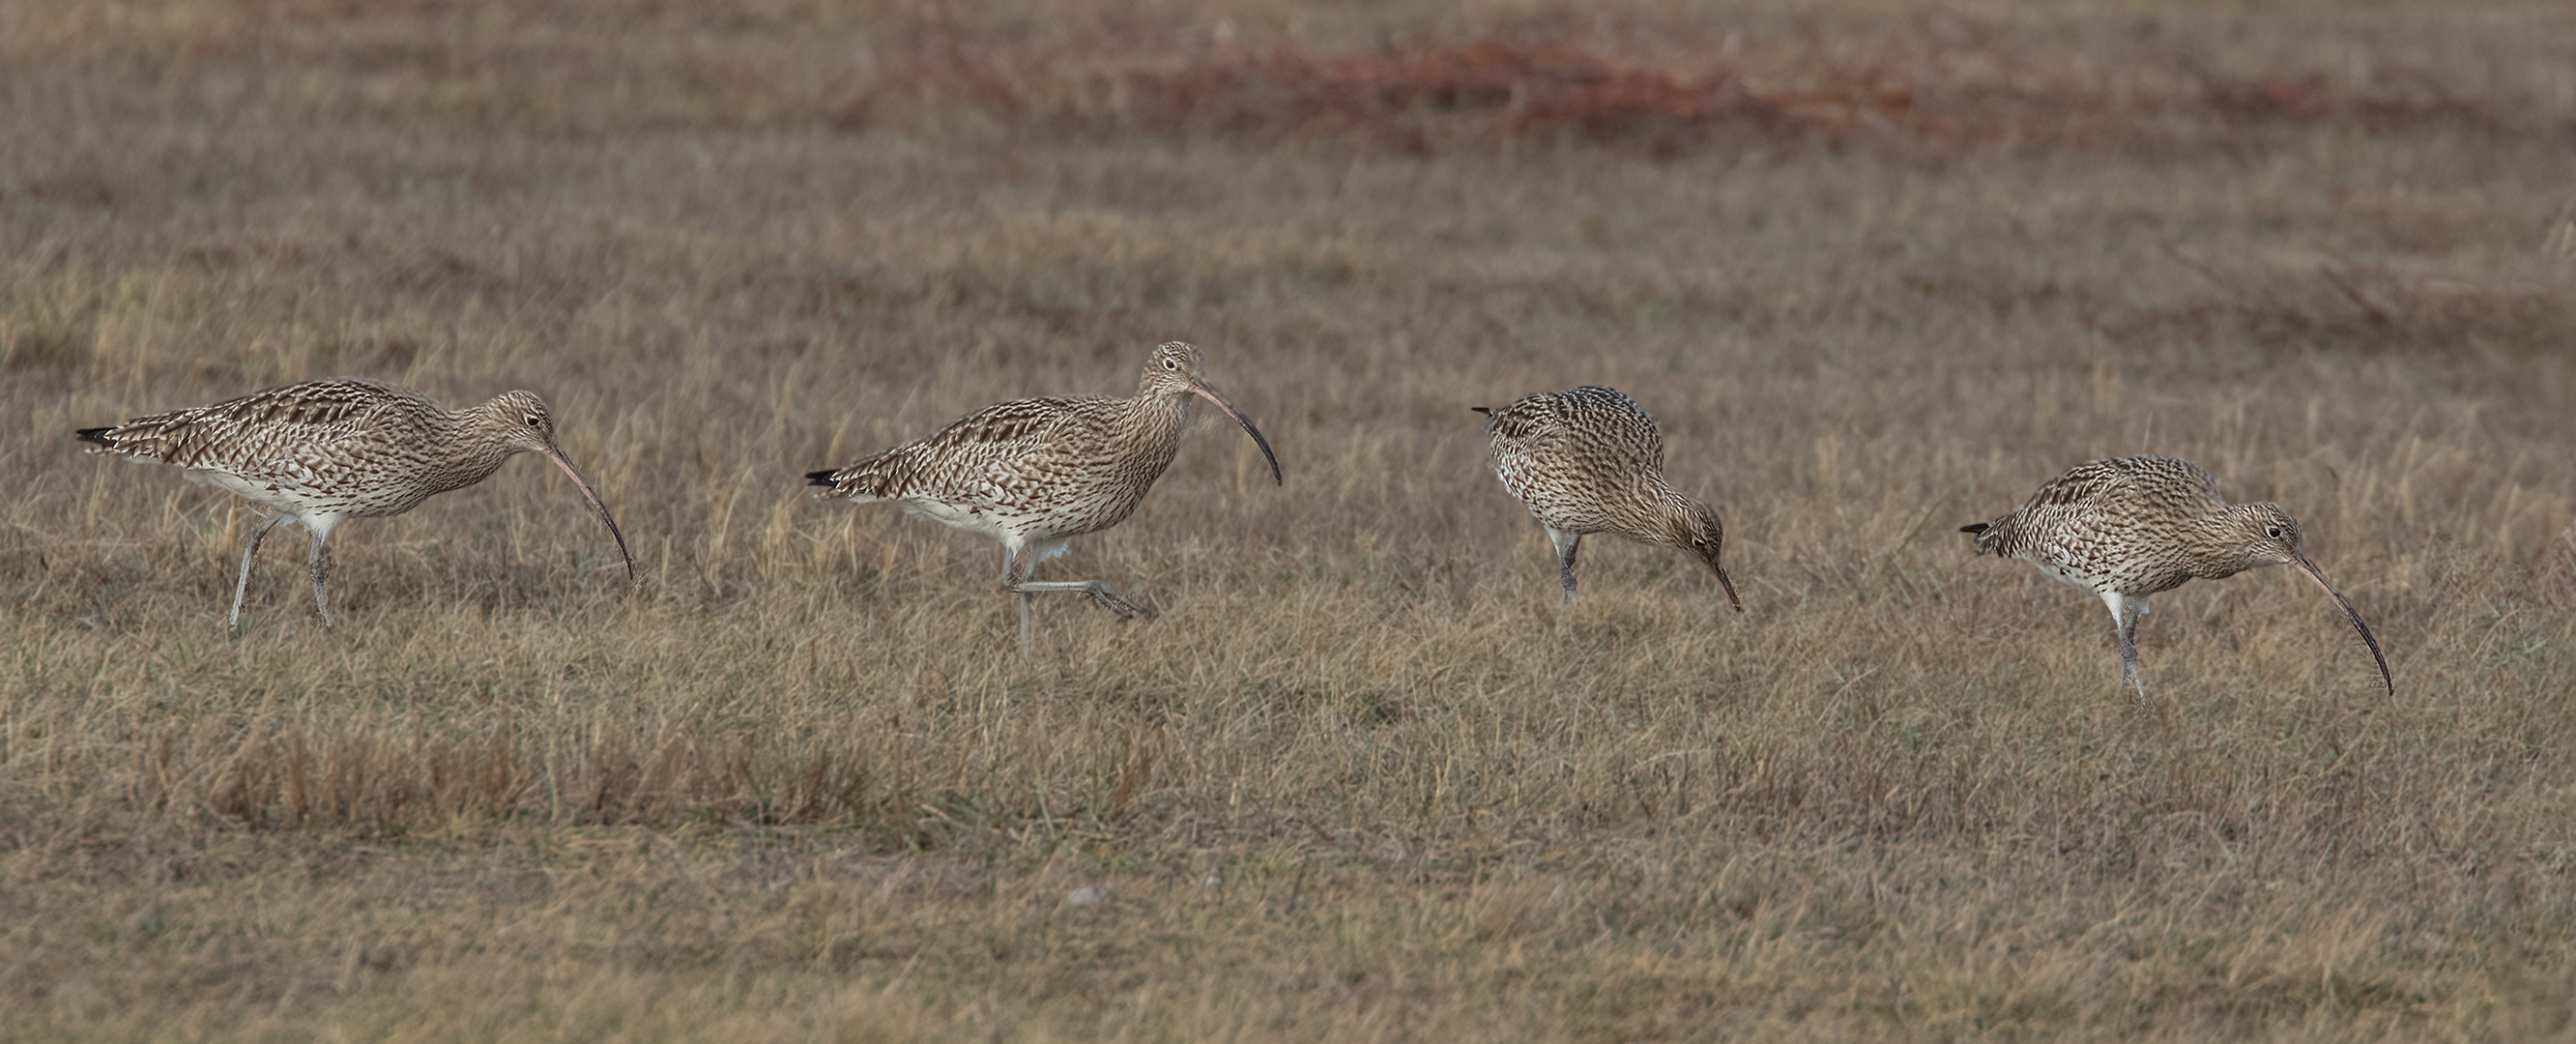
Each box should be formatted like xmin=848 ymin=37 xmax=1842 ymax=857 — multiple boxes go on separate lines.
xmin=541 ymin=445 xmax=639 ymax=579
xmin=1708 ymin=560 xmax=1744 ymax=613
xmin=2292 ymin=552 xmax=2393 ymax=695
xmin=1189 ymin=380 xmax=1284 ymax=485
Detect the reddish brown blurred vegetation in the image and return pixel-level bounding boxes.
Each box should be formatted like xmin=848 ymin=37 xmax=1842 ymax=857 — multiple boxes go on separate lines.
xmin=860 ymin=31 xmax=2553 ymax=158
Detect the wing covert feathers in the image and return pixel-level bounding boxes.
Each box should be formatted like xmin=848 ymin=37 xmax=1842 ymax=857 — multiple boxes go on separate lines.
xmin=79 ymin=378 xmax=427 ymax=472
xmin=1965 ymin=454 xmax=2230 ymax=560
xmin=813 ymin=396 xmax=1087 ymax=500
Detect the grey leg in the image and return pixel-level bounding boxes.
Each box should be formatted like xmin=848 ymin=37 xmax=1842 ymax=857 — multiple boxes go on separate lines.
xmin=2116 ymin=595 xmax=2146 ymax=702
xmin=1548 ymin=529 xmax=1582 ymax=605
xmin=229 ymin=515 xmax=286 ymax=629
xmin=999 ymin=539 xmax=1146 ymax=659
xmin=1000 ymin=545 xmax=1035 ymax=659
xmin=1009 ymin=580 xmax=1148 ymax=620
xmin=307 ymin=527 xmax=334 ymax=627
xmin=1018 ymin=594 xmax=1033 ymax=660
xmin=2097 ymin=589 xmax=2148 ymax=702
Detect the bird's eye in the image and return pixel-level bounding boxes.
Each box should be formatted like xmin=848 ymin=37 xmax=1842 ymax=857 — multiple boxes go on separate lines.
xmin=1163 ymin=358 xmax=1179 ymax=370
xmin=525 ymin=413 xmax=543 ymax=426
xmin=2266 ymin=526 xmax=2282 ymax=538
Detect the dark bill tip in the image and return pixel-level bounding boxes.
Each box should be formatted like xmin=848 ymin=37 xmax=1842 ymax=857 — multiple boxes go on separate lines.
xmin=1191 ymin=383 xmax=1284 ymax=485
xmin=1239 ymin=419 xmax=1284 ymax=485
xmin=2294 ymin=554 xmax=2394 ymax=697
xmin=1711 ymin=563 xmax=1745 ymax=613
xmin=543 ymin=448 xmax=638 ymax=581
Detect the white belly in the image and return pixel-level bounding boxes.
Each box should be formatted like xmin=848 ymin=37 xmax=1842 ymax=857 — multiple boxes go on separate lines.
xmin=2016 ymin=546 xmax=2148 ymax=616
xmin=898 ymin=496 xmax=1015 ymax=543
xmin=2016 ymin=544 xmax=2112 ymax=594
xmin=188 ymin=467 xmax=321 ymax=519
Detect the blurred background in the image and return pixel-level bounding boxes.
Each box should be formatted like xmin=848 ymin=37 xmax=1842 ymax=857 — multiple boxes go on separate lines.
xmin=4 ymin=1 xmax=2574 ymax=1037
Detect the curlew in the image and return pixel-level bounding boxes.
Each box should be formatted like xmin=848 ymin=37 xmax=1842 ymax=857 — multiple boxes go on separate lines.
xmin=1961 ymin=453 xmax=2392 ymax=700
xmin=805 ymin=340 xmax=1282 ymax=656
xmin=77 ymin=377 xmax=636 ymax=627
xmin=1474 ymin=386 xmax=1743 ymax=610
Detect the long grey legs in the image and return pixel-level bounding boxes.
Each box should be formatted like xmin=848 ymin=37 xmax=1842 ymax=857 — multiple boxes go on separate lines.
xmin=1549 ymin=528 xmax=1582 ymax=606
xmin=307 ymin=526 xmax=334 ymax=627
xmin=229 ymin=516 xmax=286 ymax=628
xmin=2102 ymin=591 xmax=2151 ymax=702
xmin=227 ymin=514 xmax=339 ymax=628
xmin=1001 ymin=541 xmax=1148 ymax=658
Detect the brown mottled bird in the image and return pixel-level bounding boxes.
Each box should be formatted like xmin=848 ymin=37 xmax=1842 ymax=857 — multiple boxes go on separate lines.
xmin=77 ymin=378 xmax=636 ymax=627
xmin=806 ymin=341 xmax=1282 ymax=656
xmin=1961 ymin=453 xmax=2391 ymax=699
xmin=1474 ymin=386 xmax=1742 ymax=610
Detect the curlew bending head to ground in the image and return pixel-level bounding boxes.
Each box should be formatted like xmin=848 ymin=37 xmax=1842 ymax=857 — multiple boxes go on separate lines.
xmin=77 ymin=377 xmax=635 ymax=628
xmin=1474 ymin=385 xmax=1742 ymax=611
xmin=1961 ymin=453 xmax=2390 ymax=700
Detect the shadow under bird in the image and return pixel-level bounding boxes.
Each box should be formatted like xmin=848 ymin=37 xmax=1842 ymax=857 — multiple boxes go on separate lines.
xmin=1475 ymin=386 xmax=1743 ymax=610
xmin=77 ymin=377 xmax=637 ymax=627
xmin=1960 ymin=453 xmax=2392 ymax=700
xmin=805 ymin=340 xmax=1283 ymax=656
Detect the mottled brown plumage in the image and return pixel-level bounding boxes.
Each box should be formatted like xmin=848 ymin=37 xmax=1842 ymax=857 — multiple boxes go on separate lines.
xmin=78 ymin=377 xmax=635 ymax=627
xmin=1475 ymin=386 xmax=1742 ymax=610
xmin=1961 ymin=453 xmax=2391 ymax=699
xmin=806 ymin=341 xmax=1283 ymax=656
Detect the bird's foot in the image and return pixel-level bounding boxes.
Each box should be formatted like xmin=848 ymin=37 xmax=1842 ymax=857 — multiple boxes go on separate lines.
xmin=1088 ymin=586 xmax=1154 ymax=622
xmin=2120 ymin=663 xmax=2150 ymax=707
xmin=1003 ymin=580 xmax=1154 ymax=623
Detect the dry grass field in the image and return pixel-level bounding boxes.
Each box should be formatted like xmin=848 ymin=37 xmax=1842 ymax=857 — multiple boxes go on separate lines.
xmin=7 ymin=0 xmax=2576 ymax=1038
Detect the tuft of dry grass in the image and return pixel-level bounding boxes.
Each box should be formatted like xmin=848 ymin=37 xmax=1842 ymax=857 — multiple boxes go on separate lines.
xmin=6 ymin=0 xmax=2576 ymax=1039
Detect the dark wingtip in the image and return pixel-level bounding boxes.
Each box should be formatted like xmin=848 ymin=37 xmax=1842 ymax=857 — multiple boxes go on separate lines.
xmin=1959 ymin=523 xmax=1988 ymax=536
xmin=1470 ymin=406 xmax=1491 ymax=416
xmin=75 ymin=427 xmax=116 ymax=447
xmin=804 ymin=469 xmax=839 ymax=487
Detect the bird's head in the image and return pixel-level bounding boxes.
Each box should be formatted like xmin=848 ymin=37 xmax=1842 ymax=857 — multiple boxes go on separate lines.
xmin=1137 ymin=340 xmax=1208 ymax=398
xmin=1664 ymin=495 xmax=1744 ymax=612
xmin=489 ymin=390 xmax=560 ymax=453
xmin=1138 ymin=340 xmax=1282 ymax=485
xmin=2226 ymin=503 xmax=2306 ymax=572
xmin=2228 ymin=502 xmax=2391 ymax=696
xmin=481 ymin=390 xmax=637 ymax=580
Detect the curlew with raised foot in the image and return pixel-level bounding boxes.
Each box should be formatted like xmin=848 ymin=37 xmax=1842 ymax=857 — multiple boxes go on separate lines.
xmin=806 ymin=340 xmax=1283 ymax=656
xmin=1961 ymin=453 xmax=2391 ymax=700
xmin=1475 ymin=386 xmax=1743 ymax=610
xmin=77 ymin=377 xmax=636 ymax=627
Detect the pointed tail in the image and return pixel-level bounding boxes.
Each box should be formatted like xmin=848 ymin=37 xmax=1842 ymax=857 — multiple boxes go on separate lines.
xmin=75 ymin=427 xmax=117 ymax=448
